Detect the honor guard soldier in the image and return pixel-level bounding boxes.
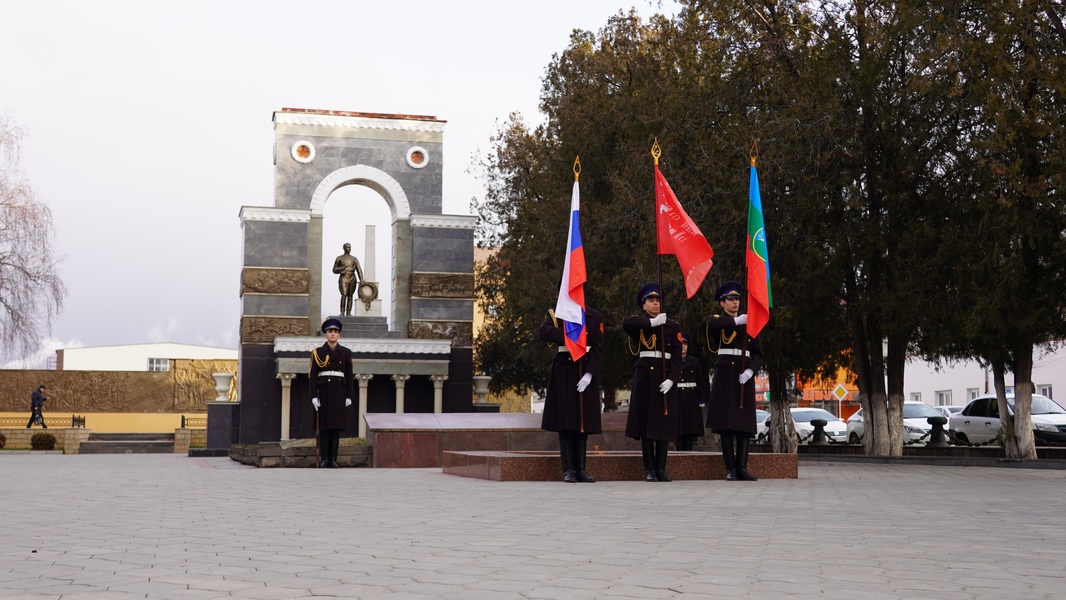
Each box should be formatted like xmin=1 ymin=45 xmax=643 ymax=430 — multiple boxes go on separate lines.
xmin=623 ymin=283 xmax=683 ymax=481
xmin=705 ymin=281 xmax=765 ymax=481
xmin=309 ymin=318 xmax=354 ymax=468
xmin=538 ymin=307 xmax=605 ymax=482
xmin=676 ymin=332 xmax=709 ymax=451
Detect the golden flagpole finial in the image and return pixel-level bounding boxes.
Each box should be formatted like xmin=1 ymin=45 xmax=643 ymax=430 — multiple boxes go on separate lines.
xmin=750 ymin=140 xmax=759 ymax=167
xmin=651 ymin=139 xmax=662 ymax=166
xmin=573 ymin=155 xmax=581 ymax=182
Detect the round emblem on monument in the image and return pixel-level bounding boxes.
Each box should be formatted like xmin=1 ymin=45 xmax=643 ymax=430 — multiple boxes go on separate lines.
xmin=291 ymin=141 xmax=316 ymax=164
xmin=406 ymin=146 xmax=429 ymax=169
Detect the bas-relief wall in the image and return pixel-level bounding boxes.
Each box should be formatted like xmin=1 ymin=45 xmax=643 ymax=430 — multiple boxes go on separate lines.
xmin=0 ymin=359 xmax=236 ymax=413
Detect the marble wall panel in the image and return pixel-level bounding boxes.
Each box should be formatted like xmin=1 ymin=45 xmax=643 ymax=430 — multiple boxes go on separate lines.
xmin=411 ymin=228 xmax=474 ymax=273
xmin=243 ymin=221 xmax=308 ymax=268
xmin=409 ymin=299 xmax=474 ymax=322
xmin=241 ymin=294 xmax=309 ymax=317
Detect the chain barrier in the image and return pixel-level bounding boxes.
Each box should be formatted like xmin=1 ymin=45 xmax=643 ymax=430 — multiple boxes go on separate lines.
xmin=902 ymin=430 xmax=933 ymax=446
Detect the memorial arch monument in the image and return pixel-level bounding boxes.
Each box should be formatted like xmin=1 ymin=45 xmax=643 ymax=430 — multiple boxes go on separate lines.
xmin=229 ymin=108 xmax=477 ymax=445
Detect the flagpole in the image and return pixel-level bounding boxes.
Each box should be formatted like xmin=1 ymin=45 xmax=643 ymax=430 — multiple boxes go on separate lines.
xmin=651 ymin=140 xmax=668 ymax=416
xmin=739 ymin=142 xmax=758 ymax=411
xmin=574 ymin=156 xmax=586 ymax=433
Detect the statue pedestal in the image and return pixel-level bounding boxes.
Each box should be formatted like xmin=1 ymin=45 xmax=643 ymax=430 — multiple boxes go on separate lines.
xmin=330 ymin=315 xmax=399 ymax=339
xmin=192 ymin=400 xmax=240 ymax=457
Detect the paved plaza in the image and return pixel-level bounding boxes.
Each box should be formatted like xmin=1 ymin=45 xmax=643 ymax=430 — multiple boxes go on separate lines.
xmin=1 ymin=454 xmax=1063 ymax=599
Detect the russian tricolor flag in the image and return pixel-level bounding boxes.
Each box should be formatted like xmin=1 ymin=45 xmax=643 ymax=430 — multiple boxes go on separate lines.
xmin=554 ymin=180 xmax=587 ymax=361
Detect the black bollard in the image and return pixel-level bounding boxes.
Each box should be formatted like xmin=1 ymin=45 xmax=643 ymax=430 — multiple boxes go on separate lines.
xmin=926 ymin=416 xmax=950 ymax=448
xmin=810 ymin=419 xmax=829 ymax=446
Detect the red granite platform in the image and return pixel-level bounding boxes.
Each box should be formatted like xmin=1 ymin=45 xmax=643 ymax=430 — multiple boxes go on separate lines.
xmin=442 ymin=450 xmax=798 ymax=481
xmin=364 ymin=412 xmax=639 ymax=468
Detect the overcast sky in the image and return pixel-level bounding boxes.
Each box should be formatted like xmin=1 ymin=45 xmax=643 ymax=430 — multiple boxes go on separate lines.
xmin=1 ymin=1 xmax=679 ymax=367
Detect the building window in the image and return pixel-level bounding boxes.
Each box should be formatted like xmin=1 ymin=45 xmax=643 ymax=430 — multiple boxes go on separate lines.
xmin=1038 ymin=385 xmax=1053 ymax=399
xmin=967 ymin=388 xmax=979 ymax=401
xmin=148 ymin=358 xmax=170 ymax=372
xmin=910 ymin=392 xmax=921 ymax=403
xmin=936 ymin=390 xmax=952 ymax=406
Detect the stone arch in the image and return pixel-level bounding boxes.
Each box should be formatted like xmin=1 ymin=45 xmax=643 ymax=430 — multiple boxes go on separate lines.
xmin=309 ymin=165 xmax=411 ymax=221
xmin=306 ymin=165 xmax=412 ymax=333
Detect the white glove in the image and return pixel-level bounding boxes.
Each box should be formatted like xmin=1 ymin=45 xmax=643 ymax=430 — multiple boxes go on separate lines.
xmin=345 ymin=398 xmax=352 ymax=407
xmin=659 ymin=379 xmax=674 ymax=394
xmin=576 ymin=373 xmax=593 ymax=393
xmin=734 ymin=313 xmax=748 ymax=325
xmin=738 ymin=369 xmax=754 ymax=384
xmin=311 ymin=398 xmax=320 ymax=411
xmin=649 ymin=313 xmax=668 ymax=326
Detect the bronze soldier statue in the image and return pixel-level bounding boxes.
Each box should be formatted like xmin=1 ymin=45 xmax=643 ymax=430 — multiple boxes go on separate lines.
xmin=333 ymin=243 xmax=364 ymax=316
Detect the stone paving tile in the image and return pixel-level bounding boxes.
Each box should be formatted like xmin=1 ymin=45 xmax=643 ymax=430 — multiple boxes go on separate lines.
xmin=3 ymin=455 xmax=1066 ymax=599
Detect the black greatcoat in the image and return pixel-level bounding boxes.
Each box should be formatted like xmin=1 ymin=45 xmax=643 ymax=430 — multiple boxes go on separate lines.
xmin=308 ymin=342 xmax=355 ymax=432
xmin=677 ymin=355 xmax=709 ymax=437
xmin=705 ymin=313 xmax=764 ymax=434
xmin=538 ymin=308 xmax=605 ymax=434
xmin=623 ymin=313 xmax=682 ymax=442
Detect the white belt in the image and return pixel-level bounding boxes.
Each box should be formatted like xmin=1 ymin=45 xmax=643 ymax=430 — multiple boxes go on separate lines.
xmin=718 ymin=348 xmax=750 ymax=357
xmin=677 ymin=382 xmax=697 ymax=389
xmin=558 ymin=346 xmax=591 ymax=353
xmin=318 ymin=370 xmax=345 ymax=378
xmin=638 ymin=351 xmax=671 ymax=359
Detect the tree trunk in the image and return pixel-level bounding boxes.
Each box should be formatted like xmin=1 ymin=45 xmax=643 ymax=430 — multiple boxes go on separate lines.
xmin=852 ymin=313 xmax=890 ymax=456
xmin=602 ymin=385 xmax=618 ymax=413
xmin=886 ymin=336 xmax=907 ymax=456
xmin=1006 ymin=345 xmax=1037 ymax=460
xmin=770 ymin=370 xmax=797 ymax=454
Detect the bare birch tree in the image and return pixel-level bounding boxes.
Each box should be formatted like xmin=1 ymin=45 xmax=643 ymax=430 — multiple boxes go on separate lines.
xmin=0 ymin=115 xmax=64 ymax=361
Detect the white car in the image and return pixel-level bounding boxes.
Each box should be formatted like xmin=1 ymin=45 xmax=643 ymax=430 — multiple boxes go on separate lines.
xmin=790 ymin=408 xmax=847 ymax=444
xmin=755 ymin=409 xmax=770 ymax=443
xmin=948 ymin=394 xmax=1066 ymax=446
xmin=934 ymin=405 xmax=965 ymax=421
xmin=846 ymin=401 xmax=944 ymax=445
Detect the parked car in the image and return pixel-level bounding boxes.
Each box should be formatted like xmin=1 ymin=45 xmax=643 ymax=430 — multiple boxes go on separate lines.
xmin=934 ymin=405 xmax=965 ymax=421
xmin=845 ymin=402 xmax=943 ymax=445
xmin=949 ymin=394 xmax=1066 ymax=445
xmin=755 ymin=410 xmax=770 ymax=443
xmin=790 ymin=408 xmax=847 ymax=444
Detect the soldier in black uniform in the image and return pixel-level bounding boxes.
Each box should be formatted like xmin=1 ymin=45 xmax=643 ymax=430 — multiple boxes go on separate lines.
xmin=539 ymin=307 xmax=605 ymax=482
xmin=676 ymin=332 xmax=709 ymax=451
xmin=309 ymin=318 xmax=354 ymax=468
xmin=705 ymin=281 xmax=764 ymax=481
xmin=623 ymin=283 xmax=683 ymax=482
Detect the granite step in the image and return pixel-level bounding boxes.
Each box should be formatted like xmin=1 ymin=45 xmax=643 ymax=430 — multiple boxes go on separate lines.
xmin=80 ymin=433 xmax=175 ymax=454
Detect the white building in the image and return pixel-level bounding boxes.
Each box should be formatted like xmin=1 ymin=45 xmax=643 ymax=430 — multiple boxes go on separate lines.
xmin=905 ymin=344 xmax=1063 ymax=407
xmin=56 ymin=343 xmax=237 ymax=372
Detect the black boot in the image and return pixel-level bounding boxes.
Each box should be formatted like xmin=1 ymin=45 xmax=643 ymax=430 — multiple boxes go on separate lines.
xmin=655 ymin=440 xmax=672 ymax=482
xmin=318 ymin=435 xmax=328 ymax=468
xmin=641 ymin=439 xmax=656 ymax=482
xmin=329 ymin=438 xmax=340 ymax=468
xmin=560 ymin=439 xmax=577 ymax=483
xmin=574 ymin=439 xmax=596 ymax=483
xmin=720 ymin=433 xmax=736 ymax=481
xmin=736 ymin=435 xmax=757 ymax=481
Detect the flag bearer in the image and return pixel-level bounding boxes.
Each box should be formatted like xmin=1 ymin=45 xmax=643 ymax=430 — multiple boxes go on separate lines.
xmin=539 ymin=307 xmax=605 ymax=482
xmin=706 ymin=281 xmax=764 ymax=481
xmin=623 ymin=282 xmax=683 ymax=482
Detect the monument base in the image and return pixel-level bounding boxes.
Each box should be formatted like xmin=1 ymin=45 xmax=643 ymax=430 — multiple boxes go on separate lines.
xmin=442 ymin=450 xmax=798 ymax=481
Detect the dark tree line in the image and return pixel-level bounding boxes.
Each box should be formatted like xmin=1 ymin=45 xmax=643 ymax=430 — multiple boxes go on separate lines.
xmin=472 ymin=1 xmax=1066 ymax=458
